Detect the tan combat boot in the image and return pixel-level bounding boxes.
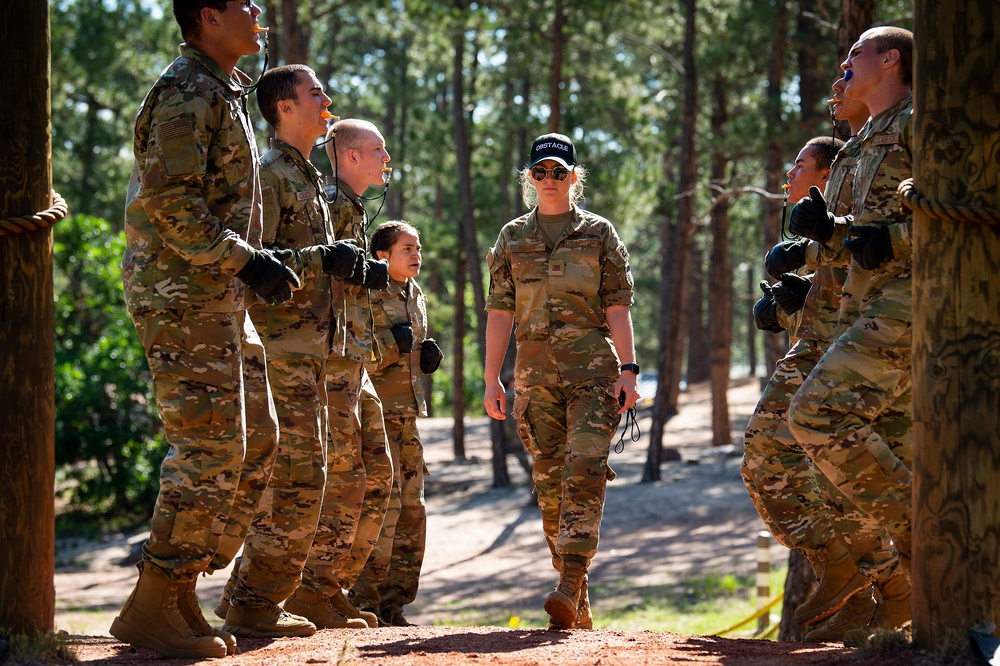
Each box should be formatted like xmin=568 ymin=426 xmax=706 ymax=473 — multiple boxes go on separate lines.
xmin=177 ymin=578 xmax=237 ymax=655
xmin=804 ymin=585 xmax=876 ymax=643
xmin=544 ymin=555 xmax=588 ymax=630
xmin=213 ymin=556 xmax=240 ymax=620
xmin=222 ymin=593 xmax=317 ymax=638
xmin=283 ymin=587 xmax=369 ymax=629
xmin=794 ymin=539 xmax=869 ymax=625
xmin=873 ymin=569 xmax=911 ymax=629
xmin=109 ymin=562 xmax=228 ymax=658
xmin=329 ymin=589 xmax=379 ymax=628
xmin=576 ymin=574 xmax=593 ymax=630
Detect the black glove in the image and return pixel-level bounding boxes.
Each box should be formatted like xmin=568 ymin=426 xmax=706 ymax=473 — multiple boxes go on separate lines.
xmin=236 ymin=249 xmax=301 ymax=305
xmin=843 ymin=225 xmax=894 ymax=270
xmin=789 ymin=185 xmax=836 ymax=244
xmin=419 ymin=338 xmax=444 ymax=374
xmin=765 ymin=238 xmax=809 ymax=280
xmin=362 ymin=259 xmax=390 ymax=290
xmin=318 ymin=241 xmax=363 ymax=277
xmin=753 ymin=280 xmax=783 ymax=333
xmin=390 ymin=322 xmax=414 ymax=353
xmin=345 ymin=252 xmax=368 ymax=285
xmin=771 ymin=272 xmax=812 ymax=315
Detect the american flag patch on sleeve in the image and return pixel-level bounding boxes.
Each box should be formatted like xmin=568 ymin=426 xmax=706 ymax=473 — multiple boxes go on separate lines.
xmin=159 ymin=118 xmax=193 ymax=140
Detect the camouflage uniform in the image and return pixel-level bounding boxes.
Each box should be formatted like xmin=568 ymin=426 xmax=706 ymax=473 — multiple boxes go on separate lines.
xmin=788 ymin=94 xmax=914 ymax=556
xmin=743 ymin=136 xmax=895 ymax=580
xmin=227 ymin=138 xmax=342 ymax=604
xmin=351 ymin=278 xmax=430 ymax=619
xmin=299 ymin=180 xmax=392 ymax=596
xmin=122 ymin=45 xmax=277 ymax=582
xmin=485 ymin=205 xmax=633 ymax=569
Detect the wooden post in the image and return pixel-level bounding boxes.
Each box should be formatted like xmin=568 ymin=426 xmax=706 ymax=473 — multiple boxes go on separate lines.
xmin=911 ymin=0 xmax=1000 ymax=650
xmin=0 ymin=0 xmax=56 ymax=634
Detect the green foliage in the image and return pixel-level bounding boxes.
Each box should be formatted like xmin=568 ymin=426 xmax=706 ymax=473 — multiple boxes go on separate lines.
xmin=51 ymin=0 xmax=177 ymax=225
xmin=54 ymin=214 xmax=165 ymax=517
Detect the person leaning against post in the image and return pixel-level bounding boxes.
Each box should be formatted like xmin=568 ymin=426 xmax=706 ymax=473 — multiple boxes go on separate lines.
xmin=110 ymin=0 xmax=300 ymax=659
xmin=483 ymin=132 xmax=640 ymax=631
xmin=351 ymin=220 xmax=444 ymax=627
xmin=215 ymin=63 xmax=368 ymax=639
xmin=787 ymin=26 xmax=916 ymax=642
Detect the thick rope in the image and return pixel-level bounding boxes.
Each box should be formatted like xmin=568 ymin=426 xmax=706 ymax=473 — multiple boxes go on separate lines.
xmin=0 ymin=191 xmax=68 ymax=237
xmin=898 ymin=178 xmax=1000 ymax=225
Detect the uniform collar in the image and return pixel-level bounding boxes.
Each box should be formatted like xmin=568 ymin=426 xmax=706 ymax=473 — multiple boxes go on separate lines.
xmin=179 ymin=43 xmax=250 ymax=95
xmin=527 ymin=204 xmax=582 ymax=242
xmin=269 ymin=137 xmax=323 ymax=182
xmin=860 ymin=91 xmax=912 ymax=140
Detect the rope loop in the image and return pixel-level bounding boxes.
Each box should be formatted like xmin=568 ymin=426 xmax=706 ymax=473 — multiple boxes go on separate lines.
xmin=898 ymin=178 xmax=1000 ymax=225
xmin=0 ymin=191 xmax=68 ymax=237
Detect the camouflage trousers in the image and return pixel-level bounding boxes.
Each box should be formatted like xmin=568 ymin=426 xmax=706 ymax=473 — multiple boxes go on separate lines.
xmin=131 ymin=309 xmax=277 ymax=581
xmin=788 ymin=316 xmax=913 ymax=553
xmin=232 ymin=358 xmax=328 ymax=603
xmin=351 ymin=411 xmax=427 ymax=615
xmin=514 ymin=378 xmax=618 ymax=568
xmin=301 ymin=360 xmax=392 ymax=595
xmin=742 ymin=338 xmax=895 ymax=581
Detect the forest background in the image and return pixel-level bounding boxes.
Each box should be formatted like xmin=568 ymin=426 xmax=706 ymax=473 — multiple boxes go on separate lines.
xmin=50 ymin=0 xmax=912 ymax=523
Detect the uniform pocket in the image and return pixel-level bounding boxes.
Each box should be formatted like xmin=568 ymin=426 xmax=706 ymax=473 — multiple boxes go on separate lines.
xmin=513 ymin=390 xmax=541 ymax=459
xmin=147 ymin=346 xmax=239 ymax=439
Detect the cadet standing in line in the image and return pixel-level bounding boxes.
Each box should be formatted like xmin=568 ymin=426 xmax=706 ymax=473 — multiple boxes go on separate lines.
xmin=217 ymin=64 xmax=368 ymax=637
xmin=283 ymin=118 xmax=394 ymax=629
xmin=351 ymin=221 xmax=444 ymax=627
xmin=788 ymin=26 xmax=915 ymax=636
xmin=110 ymin=0 xmax=300 ymax=658
xmin=484 ymin=133 xmax=639 ymax=630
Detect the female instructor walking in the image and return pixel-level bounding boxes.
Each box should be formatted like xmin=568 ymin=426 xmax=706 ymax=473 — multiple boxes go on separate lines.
xmin=483 ymin=133 xmax=639 ymax=630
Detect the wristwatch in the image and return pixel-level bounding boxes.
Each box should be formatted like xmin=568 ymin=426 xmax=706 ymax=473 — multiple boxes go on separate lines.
xmin=620 ymin=363 xmax=640 ymax=375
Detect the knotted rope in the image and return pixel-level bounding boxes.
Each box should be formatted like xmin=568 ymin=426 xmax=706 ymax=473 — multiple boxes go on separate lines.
xmin=898 ymin=178 xmax=1000 ymax=225
xmin=0 ymin=191 xmax=68 ymax=236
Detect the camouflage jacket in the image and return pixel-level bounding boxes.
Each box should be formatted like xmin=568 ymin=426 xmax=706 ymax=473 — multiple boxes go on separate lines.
xmin=323 ymin=179 xmax=378 ymax=364
xmin=122 ymin=44 xmax=261 ymax=314
xmin=365 ymin=278 xmax=429 ymax=417
xmin=839 ymin=93 xmax=913 ymax=326
xmin=795 ymin=134 xmax=860 ymax=343
xmin=249 ymin=138 xmax=342 ymax=359
xmin=486 ymin=205 xmax=634 ymax=388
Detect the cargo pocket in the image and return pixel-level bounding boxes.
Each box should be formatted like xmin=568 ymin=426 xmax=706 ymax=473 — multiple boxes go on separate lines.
xmin=513 ymin=391 xmax=541 ymax=459
xmin=147 ymin=346 xmax=239 ymax=440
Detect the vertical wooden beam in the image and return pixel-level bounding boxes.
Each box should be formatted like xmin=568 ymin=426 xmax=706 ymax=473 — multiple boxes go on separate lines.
xmin=0 ymin=0 xmax=56 ymax=634
xmin=911 ymin=0 xmax=1000 ymax=650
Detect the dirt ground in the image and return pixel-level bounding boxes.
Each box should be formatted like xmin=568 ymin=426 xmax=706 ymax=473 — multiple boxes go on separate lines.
xmin=51 ymin=379 xmax=922 ymax=665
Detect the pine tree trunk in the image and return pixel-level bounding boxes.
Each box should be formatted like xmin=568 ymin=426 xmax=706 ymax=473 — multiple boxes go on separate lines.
xmin=911 ymin=0 xmax=1000 ymax=650
xmin=645 ymin=0 xmax=697 ymax=481
xmin=763 ymin=0 xmax=789 ymax=374
xmin=778 ymin=550 xmax=816 ymax=641
xmin=0 ymin=0 xmax=56 ymax=634
xmin=708 ymin=74 xmax=732 ymax=447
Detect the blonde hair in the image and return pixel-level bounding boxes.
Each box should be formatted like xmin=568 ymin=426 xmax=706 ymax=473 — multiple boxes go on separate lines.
xmin=518 ymin=164 xmax=588 ymax=209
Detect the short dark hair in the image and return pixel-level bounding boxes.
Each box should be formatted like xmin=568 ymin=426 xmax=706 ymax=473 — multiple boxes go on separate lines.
xmin=869 ymin=26 xmax=913 ymax=88
xmin=371 ymin=220 xmax=419 ymax=258
xmin=173 ymin=0 xmax=227 ymax=42
xmin=804 ymin=136 xmax=845 ymax=171
xmin=256 ymin=65 xmax=314 ymax=129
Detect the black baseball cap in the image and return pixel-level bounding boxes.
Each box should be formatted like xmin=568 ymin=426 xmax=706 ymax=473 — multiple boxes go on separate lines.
xmin=528 ymin=133 xmax=577 ymax=169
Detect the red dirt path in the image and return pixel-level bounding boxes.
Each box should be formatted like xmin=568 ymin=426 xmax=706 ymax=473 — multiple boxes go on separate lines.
xmin=66 ymin=625 xmax=918 ymax=666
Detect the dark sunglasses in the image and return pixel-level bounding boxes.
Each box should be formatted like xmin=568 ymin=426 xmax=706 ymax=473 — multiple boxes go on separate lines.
xmin=529 ymin=165 xmax=571 ymax=182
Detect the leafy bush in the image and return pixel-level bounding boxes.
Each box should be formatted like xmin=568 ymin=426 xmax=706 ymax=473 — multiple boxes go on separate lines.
xmin=54 ymin=214 xmax=166 ymax=517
